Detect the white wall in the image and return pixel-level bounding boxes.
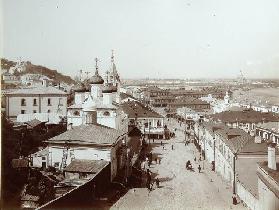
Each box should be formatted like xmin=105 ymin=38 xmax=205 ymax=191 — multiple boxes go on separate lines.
xmin=7 ymin=95 xmax=67 ymax=118
xmin=258 ymin=176 xmax=279 ymax=210
xmin=237 ymin=181 xmax=259 ymax=210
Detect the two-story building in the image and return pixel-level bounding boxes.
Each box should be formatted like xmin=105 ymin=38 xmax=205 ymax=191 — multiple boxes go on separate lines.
xmin=5 ymin=81 xmax=67 ymax=121
xmin=121 ymin=101 xmax=165 ymax=139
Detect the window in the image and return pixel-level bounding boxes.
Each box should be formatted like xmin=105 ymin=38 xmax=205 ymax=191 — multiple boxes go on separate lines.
xmin=58 ymin=98 xmax=63 ymax=106
xmin=103 ymin=111 xmax=110 ymax=116
xmin=144 ymin=122 xmax=148 ymax=128
xmin=21 ymin=99 xmax=26 ymax=106
xmin=33 ymin=110 xmax=37 ymax=113
xmin=47 ymin=110 xmax=51 ymax=113
xmin=54 ymin=162 xmax=59 ymax=168
xmin=73 ymin=110 xmax=80 ymax=116
xmin=21 ymin=110 xmax=26 ymax=114
xmin=33 ymin=98 xmax=37 ymax=106
xmin=47 ymin=98 xmax=51 ymax=106
xmin=79 ymin=173 xmax=87 ymax=179
xmin=42 ymin=157 xmax=46 ymax=160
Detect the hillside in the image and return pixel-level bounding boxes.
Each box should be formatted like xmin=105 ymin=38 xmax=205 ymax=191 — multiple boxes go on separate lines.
xmin=1 ymin=58 xmax=76 ymax=85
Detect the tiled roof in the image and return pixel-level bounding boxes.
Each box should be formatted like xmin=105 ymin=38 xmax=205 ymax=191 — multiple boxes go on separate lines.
xmin=210 ymin=109 xmax=279 ymax=123
xmin=120 ymin=92 xmax=137 ymax=100
xmin=239 ymin=141 xmax=273 ymax=155
xmin=121 ymin=101 xmax=163 ymax=119
xmin=64 ymin=159 xmax=109 ymax=173
xmin=236 ymin=158 xmax=263 ymax=198
xmin=6 ymin=86 xmax=67 ymax=95
xmin=203 ymin=122 xmax=253 ymax=153
xmin=47 ymin=124 xmax=126 ymax=145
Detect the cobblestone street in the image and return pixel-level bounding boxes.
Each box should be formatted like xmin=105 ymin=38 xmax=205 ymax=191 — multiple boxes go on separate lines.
xmin=112 ymin=119 xmax=247 ymax=210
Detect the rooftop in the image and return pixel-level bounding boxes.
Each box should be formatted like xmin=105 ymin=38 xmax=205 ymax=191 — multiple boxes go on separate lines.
xmin=25 ymin=119 xmax=44 ymax=129
xmin=210 ymin=109 xmax=279 ymax=123
xmin=236 ymin=158 xmax=265 ymax=198
xmin=121 ymin=101 xmax=163 ymax=119
xmin=120 ymin=92 xmax=137 ymax=101
xmin=258 ymin=161 xmax=279 ymax=198
xmin=6 ymin=86 xmax=67 ymax=95
xmin=47 ymin=124 xmax=126 ymax=146
xmin=64 ymin=159 xmax=109 ymax=173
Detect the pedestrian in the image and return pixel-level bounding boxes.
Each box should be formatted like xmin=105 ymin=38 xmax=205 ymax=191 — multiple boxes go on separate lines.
xmin=198 ymin=165 xmax=201 ymax=173
xmin=194 ymin=157 xmax=196 ymax=162
xmin=171 ymin=145 xmax=174 ymax=150
xmin=159 ymin=158 xmax=161 ymax=164
xmin=232 ymin=194 xmax=237 ymax=205
xmin=155 ymin=157 xmax=157 ymax=164
xmin=155 ymin=178 xmax=160 ymax=188
xmin=160 ymin=141 xmax=163 ymax=146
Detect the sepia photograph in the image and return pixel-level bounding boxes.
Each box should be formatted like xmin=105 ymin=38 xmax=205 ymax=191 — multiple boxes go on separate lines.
xmin=1 ymin=0 xmax=279 ymax=209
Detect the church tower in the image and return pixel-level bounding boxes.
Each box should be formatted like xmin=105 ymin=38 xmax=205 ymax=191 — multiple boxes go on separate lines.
xmin=88 ymin=58 xmax=104 ymax=99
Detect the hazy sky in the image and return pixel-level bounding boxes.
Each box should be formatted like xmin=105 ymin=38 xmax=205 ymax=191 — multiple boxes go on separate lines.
xmin=2 ymin=0 xmax=279 ymax=79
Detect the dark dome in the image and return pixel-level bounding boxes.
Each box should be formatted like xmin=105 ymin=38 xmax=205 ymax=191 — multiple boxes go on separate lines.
xmin=88 ymin=74 xmax=104 ymax=84
xmin=102 ymin=84 xmax=114 ymax=93
xmin=73 ymin=83 xmax=86 ymax=92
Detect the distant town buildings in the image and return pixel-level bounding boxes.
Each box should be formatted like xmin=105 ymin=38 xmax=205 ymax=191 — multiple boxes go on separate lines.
xmin=209 ymin=109 xmax=279 ymax=136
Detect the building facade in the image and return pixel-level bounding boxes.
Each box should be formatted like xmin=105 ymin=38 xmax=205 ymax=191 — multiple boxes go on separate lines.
xmin=5 ymin=82 xmax=67 ymax=120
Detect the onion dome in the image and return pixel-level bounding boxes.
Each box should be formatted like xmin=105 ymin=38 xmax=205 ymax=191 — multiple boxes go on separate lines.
xmin=88 ymin=73 xmax=104 ymax=84
xmin=88 ymin=57 xmax=104 ymax=84
xmin=72 ymin=83 xmax=86 ymax=92
xmin=102 ymin=84 xmax=114 ymax=93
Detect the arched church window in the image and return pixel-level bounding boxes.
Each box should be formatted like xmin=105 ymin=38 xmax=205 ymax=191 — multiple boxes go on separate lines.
xmin=73 ymin=110 xmax=80 ymax=116
xmin=103 ymin=111 xmax=110 ymax=116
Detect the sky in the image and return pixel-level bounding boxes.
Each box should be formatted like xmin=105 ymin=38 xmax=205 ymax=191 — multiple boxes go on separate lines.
xmin=2 ymin=0 xmax=279 ymax=79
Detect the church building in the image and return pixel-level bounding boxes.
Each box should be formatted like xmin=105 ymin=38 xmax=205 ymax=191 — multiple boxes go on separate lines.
xmin=67 ymin=52 xmax=128 ymax=131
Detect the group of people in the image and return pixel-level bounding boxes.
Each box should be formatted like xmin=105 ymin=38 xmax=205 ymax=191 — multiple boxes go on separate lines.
xmin=186 ymin=160 xmax=202 ymax=173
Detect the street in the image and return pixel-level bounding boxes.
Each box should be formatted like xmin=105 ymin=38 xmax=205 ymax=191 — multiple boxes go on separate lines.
xmin=112 ymin=119 xmax=246 ymax=210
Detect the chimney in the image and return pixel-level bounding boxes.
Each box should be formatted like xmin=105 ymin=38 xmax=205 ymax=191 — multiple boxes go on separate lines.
xmin=268 ymin=142 xmax=277 ymax=170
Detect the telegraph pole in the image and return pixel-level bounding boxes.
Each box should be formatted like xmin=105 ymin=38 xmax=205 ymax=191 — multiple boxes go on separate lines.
xmin=184 ymin=107 xmax=187 ymax=143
